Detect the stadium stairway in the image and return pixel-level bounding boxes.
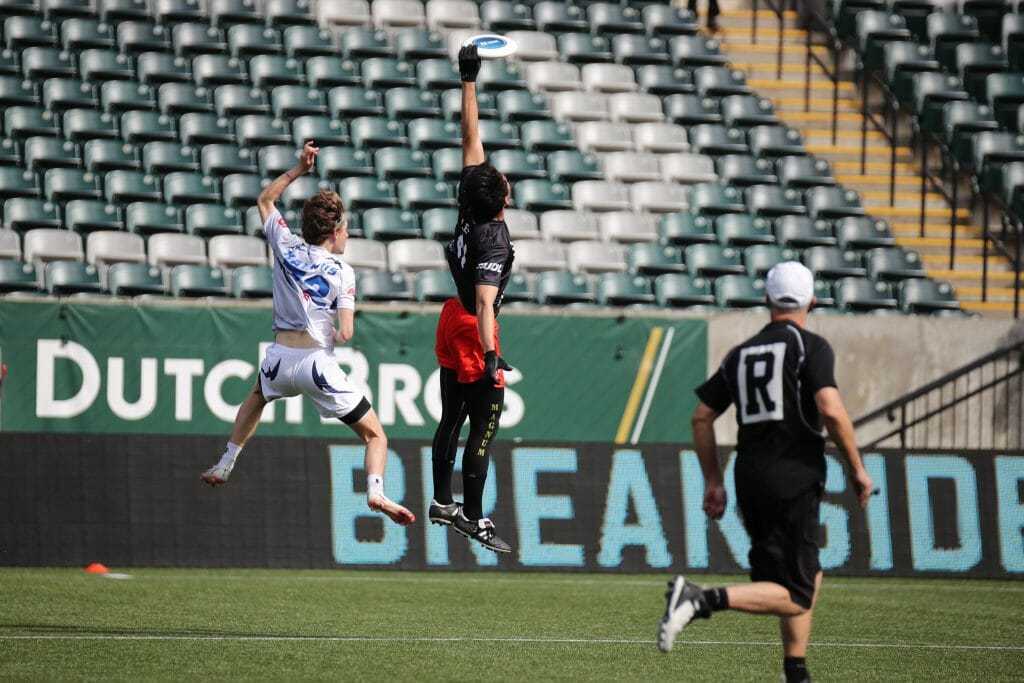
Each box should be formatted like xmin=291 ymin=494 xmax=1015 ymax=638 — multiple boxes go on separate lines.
xmin=709 ymin=5 xmax=1021 ymax=316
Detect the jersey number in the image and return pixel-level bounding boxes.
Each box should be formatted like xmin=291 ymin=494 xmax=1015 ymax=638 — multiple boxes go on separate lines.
xmin=737 ymin=342 xmax=786 ymax=425
xmin=455 ymin=233 xmax=468 ymax=269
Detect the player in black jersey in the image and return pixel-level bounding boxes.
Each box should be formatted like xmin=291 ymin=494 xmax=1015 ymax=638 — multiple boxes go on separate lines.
xmin=427 ymin=44 xmax=515 ymax=554
xmin=657 ymin=262 xmax=874 ymax=683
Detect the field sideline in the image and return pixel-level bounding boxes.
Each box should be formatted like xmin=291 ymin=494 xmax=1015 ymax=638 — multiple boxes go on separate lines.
xmin=1 ymin=569 xmax=1022 ymax=681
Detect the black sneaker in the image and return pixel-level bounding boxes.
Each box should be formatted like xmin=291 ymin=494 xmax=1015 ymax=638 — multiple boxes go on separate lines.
xmin=428 ymin=499 xmax=462 ymax=526
xmin=656 ymin=575 xmax=711 ymax=653
xmin=452 ymin=514 xmax=511 ymax=553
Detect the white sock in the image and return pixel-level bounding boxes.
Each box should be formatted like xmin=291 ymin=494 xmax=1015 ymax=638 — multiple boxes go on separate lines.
xmin=367 ymin=474 xmax=384 ymax=500
xmin=218 ymin=442 xmax=242 ymax=469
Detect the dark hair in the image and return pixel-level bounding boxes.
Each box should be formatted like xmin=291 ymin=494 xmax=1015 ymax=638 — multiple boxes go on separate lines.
xmin=301 ymin=190 xmax=345 ymax=245
xmin=461 ymin=163 xmax=507 ymax=221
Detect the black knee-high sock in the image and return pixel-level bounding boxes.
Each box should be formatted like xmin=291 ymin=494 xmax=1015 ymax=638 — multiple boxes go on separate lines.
xmin=783 ymin=657 xmax=810 ymax=683
xmin=461 ymin=379 xmax=504 ymax=520
xmin=431 ymin=368 xmax=468 ymax=505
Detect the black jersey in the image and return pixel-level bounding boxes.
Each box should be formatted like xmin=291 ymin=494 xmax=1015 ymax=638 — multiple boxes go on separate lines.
xmin=695 ymin=320 xmax=837 ymax=499
xmin=446 ymin=165 xmax=514 ymax=316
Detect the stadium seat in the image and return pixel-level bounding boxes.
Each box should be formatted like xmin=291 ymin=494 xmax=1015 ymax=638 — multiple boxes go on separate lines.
xmin=507 ymin=31 xmax=559 ymax=62
xmin=413 ymin=268 xmax=457 ymax=302
xmin=575 ymin=121 xmax=633 ymax=153
xmin=85 ymin=230 xmax=146 ymax=281
xmin=775 ymin=155 xmax=836 ymax=188
xmin=540 ymin=210 xmax=600 ymax=242
xmin=637 ymin=65 xmax=695 ymax=96
xmin=227 ymin=25 xmax=282 ymax=59
xmin=572 ymin=181 xmax=631 ymax=213
xmin=142 ymin=141 xmax=198 ymax=175
xmin=338 ymin=177 xmax=398 ymax=211
xmin=292 ymin=115 xmax=349 ymax=148
xmin=201 ymin=144 xmax=257 ymax=177
xmin=603 ymin=151 xmax=662 ymax=184
xmin=477 ymin=59 xmax=528 ymax=91
xmin=693 ymin=66 xmax=753 ymax=98
xmin=0 ymin=77 xmax=41 ymax=108
xmin=627 ymin=242 xmax=685 ymax=275
xmin=670 ymin=35 xmax=728 ymax=68
xmin=835 ymin=216 xmax=897 ymax=250
xmin=119 ymin=111 xmax=176 ymax=146
xmin=4 ymin=106 xmax=60 ymax=139
xmin=581 ymin=63 xmax=638 ymax=94
xmin=834 ymin=276 xmax=898 ymax=312
xmin=98 ymin=0 xmax=153 ymax=24
xmin=955 ymin=42 xmax=1008 ymax=101
xmin=361 ymin=207 xmax=421 ymax=241
xmin=126 ymin=202 xmax=184 ymax=235
xmin=357 ymin=270 xmax=414 ymax=302
xmin=0 ymin=259 xmax=40 ymax=293
xmin=394 ymin=29 xmax=447 ymax=61
xmin=0 ymin=228 xmax=20 ymax=260
xmin=420 ymin=207 xmax=458 ymax=241
xmin=985 ymin=72 xmax=1024 ymax=130
xmin=415 ymin=59 xmax=461 ymax=92
xmin=721 ymin=95 xmax=781 ymax=129
xmin=137 ymin=52 xmax=196 ymax=86
xmin=185 ymin=204 xmax=243 ymax=237
xmin=611 ymin=34 xmax=669 ymax=66
xmin=374 ymin=147 xmax=432 ymax=181
xmin=642 ymin=5 xmax=698 ymax=38
xmin=684 ymin=243 xmax=745 ymax=276
xmin=387 ymin=238 xmax=446 ymax=272
xmin=170 ymin=264 xmax=229 ymax=297
xmin=64 ymin=199 xmax=124 ymax=234
xmin=854 ymin=11 xmax=912 ymax=73
xmin=282 ymin=26 xmax=339 ymax=60
xmin=191 ymin=54 xmax=246 ymax=87
xmin=633 ymin=122 xmax=689 ymax=154
xmin=609 ymin=93 xmax=668 ymax=125
xmin=658 ymin=212 xmax=717 ymax=246
xmin=689 ymin=183 xmax=745 ymax=216
xmin=43 ymin=167 xmax=102 ymax=202
xmin=883 ymin=41 xmax=941 ymax=107
xmin=489 ymin=149 xmax=547 ymax=181
xmin=526 ymin=61 xmax=582 ymax=92
xmin=865 ymin=247 xmax=927 ymax=281
xmin=514 ymin=179 xmax=571 ymax=211
xmin=714 ymin=274 xmax=767 ymax=308
xmin=21 ymin=47 xmax=76 ymax=81
xmin=513 ymin=239 xmax=567 ymax=272
xmin=42 ymin=78 xmax=98 ymax=112
xmin=600 ymin=212 xmax=659 ymax=243
xmin=3 ymin=197 xmax=60 ymax=231
xmin=716 ymin=213 xmax=775 ymax=247
xmin=157 ymin=83 xmax=214 ymax=116
xmin=148 ymin=232 xmax=206 ymax=268
xmin=805 ymin=186 xmax=866 ymax=221
xmin=631 ymin=181 xmax=690 ymax=213
xmin=504 ymin=209 xmax=541 ymax=240
xmin=546 ymin=149 xmax=601 ymax=183
xmin=350 ymin=116 xmax=407 ymax=150
xmin=534 ymin=1 xmax=588 ymax=33
xmin=661 ymin=152 xmax=718 ymax=185
xmin=927 ymin=12 xmax=981 ymax=69
xmin=943 ymin=101 xmax=999 ymax=168
xmin=163 ymin=171 xmax=221 ymax=205
xmin=173 ymin=22 xmax=228 ymax=58
xmin=551 ymin=91 xmax=610 ymax=123
xmin=716 ymin=155 xmax=777 ymax=187
xmin=208 ymin=234 xmax=267 ymax=271
xmin=116 ymin=21 xmax=172 ymax=54
xmin=305 ymin=57 xmax=361 ymax=90
xmin=155 ymin=0 xmax=206 ymax=25
xmin=101 ymin=81 xmax=157 ymax=114
xmin=384 ymin=88 xmax=441 ymax=122
xmin=501 ymin=272 xmax=535 ymax=304
xmin=24 ymin=136 xmax=79 ymax=171
xmin=61 ymin=17 xmax=116 ymax=52
xmin=406 ymin=118 xmax=461 ymax=151
xmin=426 ymin=0 xmax=481 ymax=31
xmin=535 ymin=270 xmax=594 ymax=305
xmin=689 ymin=124 xmax=749 ymax=156
xmin=62 ymin=109 xmax=120 ymax=144
xmin=747 ymin=125 xmax=807 ymax=159
xmin=743 ymin=244 xmax=800 ymax=276
xmin=745 ymin=185 xmax=806 ymax=219
xmin=316 ymin=146 xmax=374 ymax=180
xmin=802 ymin=246 xmax=868 ymax=279
xmin=774 ymin=215 xmax=837 ymax=248
xmin=654 ymin=272 xmax=715 ymax=307
xmin=587 ymin=3 xmax=643 ymax=35
xmin=521 ymin=120 xmax=575 ymax=153
xmin=481 ymin=1 xmax=535 ymax=32
xmin=558 ymin=32 xmax=613 ymax=65
xmin=265 ymin=0 xmax=317 ymax=27
xmin=0 ymin=167 xmax=40 ymax=201
xmin=210 ymin=0 xmax=263 ymax=26
xmin=896 ymin=278 xmax=960 ymax=313
xmin=596 ymin=272 xmax=655 ymax=306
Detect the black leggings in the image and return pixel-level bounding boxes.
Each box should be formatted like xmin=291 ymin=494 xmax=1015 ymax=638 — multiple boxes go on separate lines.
xmin=431 ymin=367 xmax=504 ymax=520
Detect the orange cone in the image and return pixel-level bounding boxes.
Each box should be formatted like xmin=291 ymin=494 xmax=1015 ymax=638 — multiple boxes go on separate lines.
xmin=85 ymin=563 xmax=109 ymax=574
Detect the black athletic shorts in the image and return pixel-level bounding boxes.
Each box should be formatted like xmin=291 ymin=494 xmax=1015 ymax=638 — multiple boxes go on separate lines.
xmin=736 ymin=483 xmax=822 ymax=610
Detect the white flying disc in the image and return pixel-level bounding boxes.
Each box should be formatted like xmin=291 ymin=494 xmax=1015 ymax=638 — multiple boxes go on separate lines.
xmin=462 ymin=33 xmax=518 ymax=59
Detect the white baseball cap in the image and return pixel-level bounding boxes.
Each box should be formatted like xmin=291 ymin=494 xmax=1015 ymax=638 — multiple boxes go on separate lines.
xmin=766 ymin=261 xmax=814 ymax=310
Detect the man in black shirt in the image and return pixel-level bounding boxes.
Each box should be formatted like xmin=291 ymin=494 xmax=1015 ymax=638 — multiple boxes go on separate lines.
xmin=657 ymin=262 xmax=873 ymax=683
xmin=427 ymin=44 xmax=515 ymax=554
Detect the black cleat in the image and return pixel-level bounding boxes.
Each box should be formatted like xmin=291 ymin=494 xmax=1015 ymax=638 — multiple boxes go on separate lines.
xmin=452 ymin=514 xmax=511 ymax=553
xmin=428 ymin=500 xmax=462 ymax=526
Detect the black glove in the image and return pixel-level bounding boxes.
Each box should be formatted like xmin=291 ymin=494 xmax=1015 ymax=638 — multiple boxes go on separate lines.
xmin=483 ymin=350 xmax=512 ymax=386
xmin=458 ymin=44 xmax=481 ymax=83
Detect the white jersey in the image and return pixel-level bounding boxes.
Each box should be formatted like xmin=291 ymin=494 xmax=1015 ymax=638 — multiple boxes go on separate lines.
xmin=263 ymin=210 xmax=355 ymax=350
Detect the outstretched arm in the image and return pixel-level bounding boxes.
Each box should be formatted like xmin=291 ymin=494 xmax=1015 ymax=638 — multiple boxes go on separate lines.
xmin=257 ymin=141 xmax=319 ymax=222
xmin=815 ymin=387 xmax=873 ymax=508
xmin=458 ymin=45 xmax=485 ymax=167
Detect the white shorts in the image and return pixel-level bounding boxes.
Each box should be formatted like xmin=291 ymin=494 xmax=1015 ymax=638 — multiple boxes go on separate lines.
xmin=258 ymin=344 xmax=369 ymax=423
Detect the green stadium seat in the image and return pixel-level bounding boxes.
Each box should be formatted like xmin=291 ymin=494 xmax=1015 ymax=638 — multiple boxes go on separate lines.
xmin=595 ymin=272 xmax=655 ymax=306
xmin=328 ymin=86 xmax=385 ymax=119
xmin=406 ymin=118 xmax=460 ymax=150
xmin=249 ymin=55 xmax=305 ymax=88
xmin=420 ymin=207 xmax=457 ymax=241
xmin=231 ymin=264 xmax=273 ymax=298
xmin=105 ymin=169 xmax=162 ymax=203
xmin=0 ymin=137 xmax=23 ymax=166
xmin=384 ymin=88 xmax=441 ymax=121
xmin=305 ymin=56 xmax=361 ymax=89
xmin=496 ymin=90 xmax=551 ymax=122
xmin=338 ymin=176 xmax=398 ymax=211
xmin=0 ymin=50 xmax=19 ymax=79
xmin=535 ymin=271 xmax=594 ymax=305
xmin=24 ymin=136 xmax=80 ymax=171
xmin=521 ymin=120 xmax=575 ymax=153
xmin=62 ymin=109 xmax=118 ymax=144
xmin=186 ymin=204 xmax=243 ymax=237
xmin=190 ymin=54 xmax=245 ymax=87
xmin=270 ymin=86 xmax=327 ymax=119
xmin=747 ymin=125 xmax=807 ymax=159
xmin=42 ymin=78 xmax=97 ymax=112
xmin=44 ymin=260 xmax=101 ymax=295
xmin=835 ymin=216 xmax=896 ymax=250
xmin=513 ymin=179 xmax=571 ymax=211
xmin=0 ymin=76 xmax=41 ymax=108
xmin=743 ymin=244 xmax=800 ymax=276
xmin=44 ymin=167 xmax=102 ymax=202
xmin=0 ymin=259 xmax=40 ymax=293
xmin=716 ymin=213 xmax=775 ymax=247
xmin=361 ymin=58 xmax=416 ymax=90
xmin=136 ymin=52 xmax=192 ymax=85
xmin=803 ymin=246 xmax=868 ymax=279
xmin=119 ymin=111 xmax=176 ymax=146
xmin=282 ymin=26 xmax=339 ymax=59
xmin=545 ymin=150 xmax=601 ymax=183
xmin=4 ymin=17 xmax=59 ymax=50
xmin=1006 ymin=13 xmax=1024 ymax=71
xmin=99 ymin=0 xmax=153 ymax=24
xmin=805 ymin=186 xmax=865 ymax=221
xmin=3 ymin=197 xmax=61 ymax=231
xmin=339 ymin=27 xmax=395 ymax=60
xmin=22 ymin=47 xmax=76 ymax=81
xmin=942 ymin=101 xmax=999 ymax=168
xmin=883 ymin=41 xmax=941 ymax=107
xmin=227 ymin=24 xmax=282 ymax=58
xmin=210 ymin=0 xmax=263 ymax=26
xmin=896 ymin=278 xmax=960 ymax=313
xmin=157 ymin=83 xmax=214 ymax=116
xmin=163 ymin=171 xmax=221 ymax=204
xmin=221 ymin=174 xmax=264 ymax=208
xmin=481 ymin=1 xmax=535 ymax=32
xmin=357 ymin=270 xmax=413 ymax=301
xmin=956 ymin=42 xmax=1008 ymax=101
xmin=745 ymin=185 xmax=806 ymax=219
xmin=215 ymin=86 xmax=271 ymax=118
xmin=714 ymin=273 xmax=767 ymax=308
xmin=972 ymin=131 xmax=1024 ymax=198
xmin=855 ymin=11 xmax=912 ymax=72
xmin=292 ymin=115 xmax=349 ymax=147
xmin=587 ymin=2 xmax=644 ymax=34
xmin=281 ymin=176 xmax=328 ymax=209
xmin=534 ymin=1 xmax=588 ymax=33
xmin=774 ymin=215 xmax=836 ymax=248
xmin=721 ymin=95 xmax=780 ymax=129
xmin=200 ymin=144 xmax=257 ymax=177
xmin=716 ymin=155 xmax=776 ymax=187
xmin=258 ymin=144 xmax=297 ymax=177
xmin=958 ymin=0 xmax=1006 ymax=44
xmin=107 ymin=262 xmax=166 ymax=296
xmin=234 ymin=114 xmax=291 ymax=146
xmin=927 ymin=12 xmax=981 ymax=70
xmin=501 ymin=272 xmax=535 ymax=304
xmin=315 ymin=146 xmax=374 ymax=180
xmin=642 ymin=5 xmax=698 ymax=37
xmin=653 ymin=272 xmax=715 ymax=307
xmin=627 ymin=242 xmax=685 ymax=275
xmin=775 ymin=155 xmax=835 ymax=189
xmin=834 ymin=276 xmax=898 ymax=312
xmin=658 ymin=213 xmax=717 ymax=246
xmin=413 ymin=268 xmax=457 ymax=302
xmin=350 ymin=116 xmax=408 ymax=150
xmin=64 ymin=199 xmax=124 ymax=233
xmin=637 ymin=65 xmax=695 ymax=96
xmin=265 ymin=0 xmax=317 ymax=27
xmin=170 ymin=264 xmax=229 ymax=297
xmin=558 ymin=33 xmax=613 ymax=65
xmin=397 ymin=177 xmax=455 ymax=210
xmin=477 ymin=60 xmax=527 ymax=91
xmin=374 ymin=146 xmax=431 ymax=180
xmin=116 ymin=21 xmax=172 ymax=54
xmin=142 ymin=141 xmax=198 ymax=174
xmin=693 ymin=66 xmax=753 ymax=97
xmin=172 ymin=22 xmax=228 ymax=57
xmin=865 ymin=247 xmax=927 ymax=281
xmin=415 ymin=59 xmax=461 ymax=91
xmin=126 ymin=202 xmax=184 ymax=234
xmin=669 ymin=35 xmax=727 ymax=68
xmin=394 ymin=29 xmax=447 ymax=61
xmin=81 ymin=48 xmax=138 ymax=82
xmin=99 ymin=81 xmax=155 ymax=115
xmin=62 ymin=18 xmax=116 ymax=52
xmin=0 ymin=166 xmax=40 ymax=201
xmin=430 ymin=147 xmax=462 ymax=181
xmin=689 ymin=183 xmax=745 ymax=216
xmin=488 ymin=149 xmax=546 ymax=181
xmin=362 ymin=207 xmax=421 ymax=241
xmin=689 ymin=124 xmax=749 ymax=156
xmin=611 ymin=34 xmax=669 ymax=66
xmin=177 ymin=113 xmax=234 ymax=146
xmin=684 ymin=243 xmax=745 ymax=276
xmin=984 ymin=72 xmax=1024 ymax=130
xmin=155 ymin=0 xmax=206 ymax=25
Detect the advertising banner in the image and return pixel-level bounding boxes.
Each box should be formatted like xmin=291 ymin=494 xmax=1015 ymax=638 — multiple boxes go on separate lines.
xmin=0 ymin=301 xmax=706 ymax=443
xmin=1 ymin=434 xmax=1021 ymax=578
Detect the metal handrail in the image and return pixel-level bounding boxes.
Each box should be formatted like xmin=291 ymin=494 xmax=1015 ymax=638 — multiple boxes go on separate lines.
xmin=802 ymin=10 xmax=843 ymax=144
xmin=751 ymin=0 xmax=787 ymax=80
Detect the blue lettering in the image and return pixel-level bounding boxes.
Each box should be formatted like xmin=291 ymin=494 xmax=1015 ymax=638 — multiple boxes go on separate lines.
xmin=995 ymin=456 xmax=1024 ymax=573
xmin=681 ymin=451 xmax=749 ymax=569
xmin=419 ymin=447 xmax=497 ymax=567
xmin=511 ymin=448 xmax=583 ymax=567
xmin=905 ymin=455 xmax=981 ymax=572
xmin=862 ymin=453 xmax=893 ymax=570
xmin=598 ymin=450 xmax=671 ymax=568
xmin=820 ymin=455 xmax=851 ymax=569
xmin=329 ymin=446 xmax=407 ymax=565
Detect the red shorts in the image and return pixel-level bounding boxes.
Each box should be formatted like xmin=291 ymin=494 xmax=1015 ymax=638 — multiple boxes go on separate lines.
xmin=435 ymin=297 xmax=504 ymax=386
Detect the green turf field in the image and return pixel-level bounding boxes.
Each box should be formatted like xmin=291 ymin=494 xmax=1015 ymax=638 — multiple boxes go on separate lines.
xmin=1 ymin=569 xmax=1022 ymax=681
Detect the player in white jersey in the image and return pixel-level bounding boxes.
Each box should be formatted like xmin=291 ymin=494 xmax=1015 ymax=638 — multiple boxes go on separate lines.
xmin=200 ymin=141 xmax=415 ymax=527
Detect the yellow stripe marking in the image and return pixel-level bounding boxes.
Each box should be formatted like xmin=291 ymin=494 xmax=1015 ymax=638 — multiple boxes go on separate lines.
xmin=614 ymin=327 xmax=664 ymax=445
